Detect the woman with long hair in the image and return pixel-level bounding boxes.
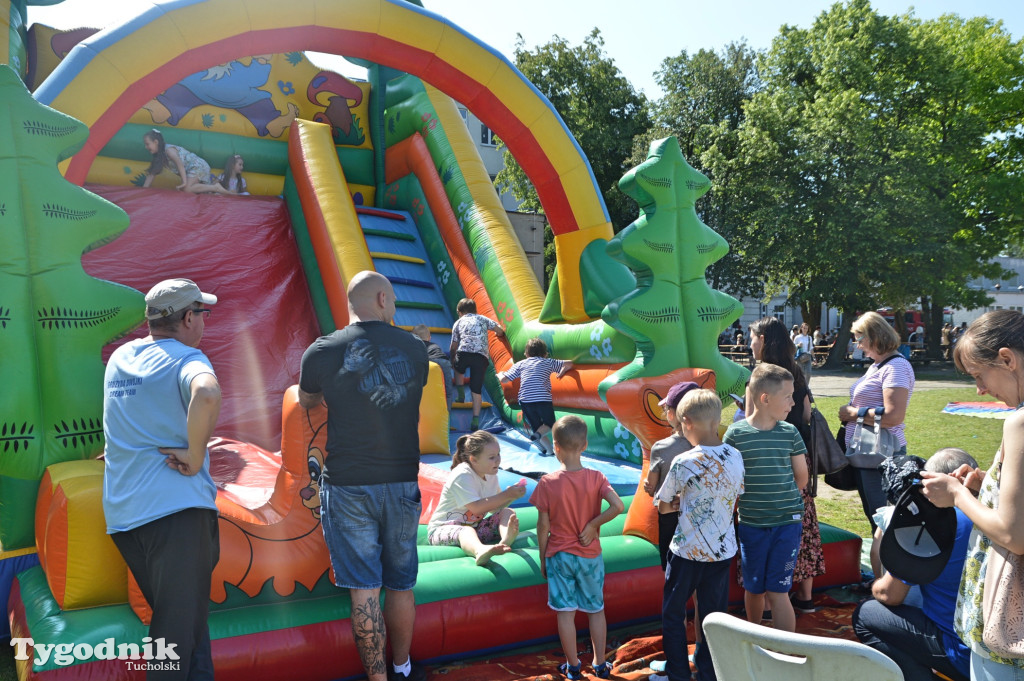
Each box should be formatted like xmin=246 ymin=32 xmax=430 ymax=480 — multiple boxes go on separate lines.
xmin=748 ymin=316 xmax=825 ymax=613
xmin=923 ymin=310 xmax=1024 ymax=679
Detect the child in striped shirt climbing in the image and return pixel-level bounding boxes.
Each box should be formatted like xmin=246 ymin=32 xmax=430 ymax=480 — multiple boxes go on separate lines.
xmin=498 ymin=338 xmax=573 ymax=455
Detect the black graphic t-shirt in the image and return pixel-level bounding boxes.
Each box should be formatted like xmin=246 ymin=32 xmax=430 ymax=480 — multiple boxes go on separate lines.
xmin=299 ymin=321 xmax=429 ymax=485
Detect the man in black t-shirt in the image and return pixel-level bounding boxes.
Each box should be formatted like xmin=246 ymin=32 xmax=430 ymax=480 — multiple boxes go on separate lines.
xmin=298 ymin=271 xmax=428 ymax=681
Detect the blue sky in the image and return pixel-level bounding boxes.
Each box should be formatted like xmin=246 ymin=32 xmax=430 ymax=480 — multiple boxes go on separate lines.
xmin=27 ymin=0 xmax=1024 ymax=98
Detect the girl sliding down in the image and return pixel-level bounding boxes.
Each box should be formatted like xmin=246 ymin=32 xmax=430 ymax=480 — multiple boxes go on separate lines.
xmin=427 ymin=431 xmax=524 ymax=565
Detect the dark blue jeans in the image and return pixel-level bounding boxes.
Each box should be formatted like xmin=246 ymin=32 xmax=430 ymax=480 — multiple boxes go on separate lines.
xmin=852 ymin=599 xmax=969 ymax=681
xmin=663 ymin=553 xmax=730 ymax=681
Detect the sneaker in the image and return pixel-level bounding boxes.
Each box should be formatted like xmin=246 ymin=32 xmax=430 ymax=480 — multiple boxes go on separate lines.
xmin=558 ymin=661 xmax=583 ymax=680
xmin=791 ymin=594 xmax=820 ymax=614
xmin=470 ymin=417 xmax=480 ymax=430
xmin=650 ymin=660 xmax=667 ymax=673
xmin=593 ymin=660 xmax=613 ymax=678
xmin=387 ymin=661 xmax=427 ymax=681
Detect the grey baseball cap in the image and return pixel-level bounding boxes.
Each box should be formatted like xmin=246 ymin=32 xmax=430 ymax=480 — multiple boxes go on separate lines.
xmin=145 ymin=279 xmax=217 ymax=320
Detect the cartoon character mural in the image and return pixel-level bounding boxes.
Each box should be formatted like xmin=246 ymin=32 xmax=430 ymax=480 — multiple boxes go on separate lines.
xmin=206 ymin=397 xmax=331 ymax=606
xmin=143 ymin=55 xmax=300 ymax=137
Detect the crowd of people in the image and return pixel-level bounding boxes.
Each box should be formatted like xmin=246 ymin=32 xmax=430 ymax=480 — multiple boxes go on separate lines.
xmin=99 ymin=268 xmax=1024 ymax=681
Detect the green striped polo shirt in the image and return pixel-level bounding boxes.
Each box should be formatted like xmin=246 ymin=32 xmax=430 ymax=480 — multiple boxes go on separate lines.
xmin=723 ymin=419 xmax=805 ymax=527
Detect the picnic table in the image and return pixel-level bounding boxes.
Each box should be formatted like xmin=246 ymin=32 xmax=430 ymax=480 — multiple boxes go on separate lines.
xmin=719 ymin=344 xmax=754 ymax=367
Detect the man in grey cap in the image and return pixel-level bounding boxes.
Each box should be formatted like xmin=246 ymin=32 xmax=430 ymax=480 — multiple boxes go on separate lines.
xmin=102 ymin=278 xmax=221 ymax=680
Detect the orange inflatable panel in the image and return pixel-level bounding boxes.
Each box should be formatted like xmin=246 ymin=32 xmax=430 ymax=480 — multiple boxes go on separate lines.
xmin=36 ymin=460 xmax=128 ymax=610
xmin=607 ymin=369 xmax=717 ymax=544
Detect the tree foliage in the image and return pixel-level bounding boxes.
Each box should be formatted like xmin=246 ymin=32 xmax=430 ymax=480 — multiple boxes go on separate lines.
xmin=703 ymin=0 xmax=1024 ymax=362
xmin=495 ymin=29 xmax=651 ymax=284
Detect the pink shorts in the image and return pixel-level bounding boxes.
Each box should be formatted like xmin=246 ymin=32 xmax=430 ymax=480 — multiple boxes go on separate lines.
xmin=427 ymin=514 xmax=502 ymax=546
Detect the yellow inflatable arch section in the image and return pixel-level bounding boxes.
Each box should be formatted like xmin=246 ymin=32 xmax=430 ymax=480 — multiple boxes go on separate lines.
xmin=34 ymin=0 xmax=613 ymax=319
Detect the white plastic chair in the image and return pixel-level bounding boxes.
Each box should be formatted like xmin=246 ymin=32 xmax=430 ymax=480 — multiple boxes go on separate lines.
xmin=701 ymin=611 xmax=904 ymax=681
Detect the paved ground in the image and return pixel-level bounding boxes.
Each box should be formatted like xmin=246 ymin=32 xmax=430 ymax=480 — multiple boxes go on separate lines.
xmin=805 ymin=365 xmax=972 ymax=398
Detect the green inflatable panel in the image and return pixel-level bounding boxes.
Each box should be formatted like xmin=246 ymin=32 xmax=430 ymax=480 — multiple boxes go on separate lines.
xmin=382 ymin=76 xmax=636 ymax=365
xmin=579 ymin=238 xmax=636 ymax=319
xmin=600 ymin=137 xmax=750 ymax=400
xmin=0 ymin=65 xmax=143 ymax=548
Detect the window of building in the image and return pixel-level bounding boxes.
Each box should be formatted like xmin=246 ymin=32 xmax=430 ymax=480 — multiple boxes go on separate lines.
xmin=480 ymin=123 xmax=497 ymax=146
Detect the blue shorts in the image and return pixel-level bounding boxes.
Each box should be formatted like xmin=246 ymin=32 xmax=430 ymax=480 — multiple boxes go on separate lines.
xmin=738 ymin=522 xmax=801 ymax=594
xmin=546 ymin=551 xmax=605 ymax=613
xmin=320 ymin=480 xmax=421 ymax=591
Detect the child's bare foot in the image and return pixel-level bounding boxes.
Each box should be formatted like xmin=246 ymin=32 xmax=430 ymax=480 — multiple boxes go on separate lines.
xmin=501 ymin=515 xmax=520 ymax=548
xmin=475 ymin=543 xmax=506 ymax=566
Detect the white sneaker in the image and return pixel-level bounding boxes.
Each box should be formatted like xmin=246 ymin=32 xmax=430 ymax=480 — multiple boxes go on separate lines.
xmin=650 ymin=660 xmax=667 ymax=673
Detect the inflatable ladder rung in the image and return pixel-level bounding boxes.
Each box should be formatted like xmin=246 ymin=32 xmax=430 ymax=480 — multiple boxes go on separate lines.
xmin=396 ymin=300 xmax=444 ymax=310
xmin=362 ymin=227 xmax=415 ymax=241
xmin=369 ymin=251 xmax=425 ymax=264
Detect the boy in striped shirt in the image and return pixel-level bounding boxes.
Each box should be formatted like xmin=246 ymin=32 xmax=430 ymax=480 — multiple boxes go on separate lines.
xmin=498 ymin=338 xmax=573 ymax=455
xmin=724 ymin=363 xmax=809 ymax=633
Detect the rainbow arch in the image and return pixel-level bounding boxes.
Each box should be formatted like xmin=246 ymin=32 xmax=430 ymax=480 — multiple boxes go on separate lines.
xmin=34 ymin=0 xmax=613 ymax=319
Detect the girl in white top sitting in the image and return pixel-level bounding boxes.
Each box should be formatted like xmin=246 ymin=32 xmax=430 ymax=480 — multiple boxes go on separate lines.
xmin=217 ymin=154 xmax=249 ymax=195
xmin=427 ymin=431 xmax=525 ymax=565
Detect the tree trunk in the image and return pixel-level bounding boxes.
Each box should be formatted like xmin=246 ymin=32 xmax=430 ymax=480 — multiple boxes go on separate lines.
xmin=925 ymin=296 xmax=945 ymax=360
xmin=921 ymin=296 xmax=936 ymax=356
xmin=823 ymin=314 xmax=854 ymax=369
xmin=893 ymin=308 xmax=908 ymax=341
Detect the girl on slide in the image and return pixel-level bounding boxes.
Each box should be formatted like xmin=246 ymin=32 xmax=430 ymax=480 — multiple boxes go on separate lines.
xmin=217 ymin=154 xmax=249 ymax=195
xmin=142 ymin=130 xmax=230 ymax=195
xmin=427 ymin=431 xmax=525 ymax=565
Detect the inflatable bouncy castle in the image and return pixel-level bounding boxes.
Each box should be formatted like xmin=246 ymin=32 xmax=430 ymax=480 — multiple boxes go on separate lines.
xmin=0 ymin=1 xmax=863 ymax=679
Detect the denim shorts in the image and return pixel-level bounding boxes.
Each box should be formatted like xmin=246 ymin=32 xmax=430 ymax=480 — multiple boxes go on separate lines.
xmin=546 ymin=551 xmax=605 ymax=613
xmin=738 ymin=522 xmax=801 ymax=594
xmin=319 ymin=480 xmax=421 ymax=591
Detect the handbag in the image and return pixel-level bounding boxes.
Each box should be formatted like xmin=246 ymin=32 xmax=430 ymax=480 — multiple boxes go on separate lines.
xmin=846 ymin=406 xmax=896 ymax=467
xmin=982 ymin=450 xmax=1024 ymax=658
xmin=807 ymin=397 xmax=847 ymax=497
xmin=824 ymin=424 xmax=859 ymax=491
xmin=982 ymin=543 xmax=1024 ymax=657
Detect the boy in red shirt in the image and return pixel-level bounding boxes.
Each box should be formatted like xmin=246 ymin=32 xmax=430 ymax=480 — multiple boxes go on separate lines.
xmin=531 ymin=415 xmax=624 ymax=680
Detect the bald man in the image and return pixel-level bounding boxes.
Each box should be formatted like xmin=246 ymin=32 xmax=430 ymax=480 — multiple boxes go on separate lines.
xmin=298 ymin=271 xmax=429 ymax=681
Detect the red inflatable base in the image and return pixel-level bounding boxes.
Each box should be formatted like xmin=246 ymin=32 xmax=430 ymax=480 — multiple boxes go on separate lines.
xmin=10 ymin=535 xmax=862 ymax=681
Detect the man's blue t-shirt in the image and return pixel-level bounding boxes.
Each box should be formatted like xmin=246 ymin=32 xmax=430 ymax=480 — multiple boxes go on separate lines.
xmin=921 ymin=507 xmax=973 ymax=677
xmin=102 ymin=338 xmax=218 ymax=533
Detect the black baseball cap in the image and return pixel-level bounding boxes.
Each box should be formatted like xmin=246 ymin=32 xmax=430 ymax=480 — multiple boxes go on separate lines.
xmin=879 ymin=483 xmax=957 ymax=585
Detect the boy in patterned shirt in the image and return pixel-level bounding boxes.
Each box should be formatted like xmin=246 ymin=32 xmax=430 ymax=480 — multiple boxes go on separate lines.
xmin=449 ymin=298 xmax=504 ymax=430
xmin=652 ymin=389 xmax=744 ymax=681
xmin=497 ymin=337 xmax=573 ymax=455
xmin=724 ymin=363 xmax=809 ymax=634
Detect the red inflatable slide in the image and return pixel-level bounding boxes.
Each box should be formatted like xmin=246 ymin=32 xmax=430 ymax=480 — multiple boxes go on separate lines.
xmin=81 ymin=185 xmax=321 ymax=451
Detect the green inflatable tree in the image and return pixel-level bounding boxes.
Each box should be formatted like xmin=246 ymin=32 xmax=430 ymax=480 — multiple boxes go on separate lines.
xmin=599 ymin=136 xmax=749 ymax=399
xmin=0 ymin=65 xmax=142 ymax=549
